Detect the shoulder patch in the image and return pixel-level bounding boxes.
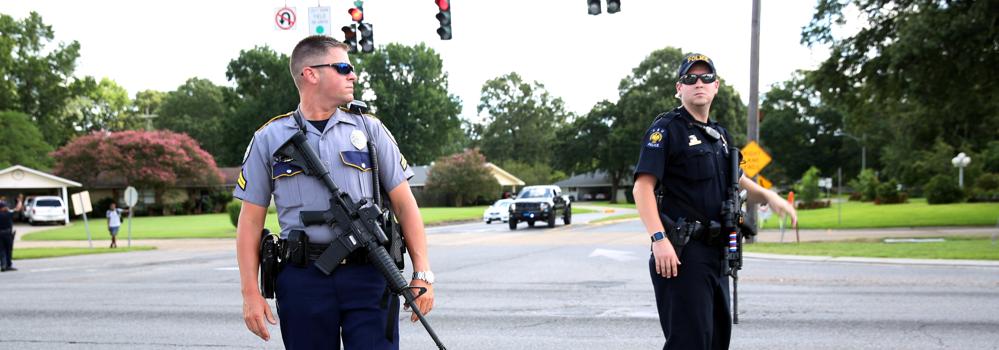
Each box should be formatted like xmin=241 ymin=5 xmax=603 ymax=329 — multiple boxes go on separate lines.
xmin=241 ymin=136 xmax=254 ymax=164
xmin=237 ymin=170 xmax=247 ymax=191
xmin=256 ymin=112 xmax=294 ymax=132
xmin=646 ymin=128 xmax=666 ymax=148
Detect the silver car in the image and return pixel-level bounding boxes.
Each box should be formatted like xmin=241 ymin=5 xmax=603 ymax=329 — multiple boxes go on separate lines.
xmin=482 ymin=199 xmax=513 ymax=224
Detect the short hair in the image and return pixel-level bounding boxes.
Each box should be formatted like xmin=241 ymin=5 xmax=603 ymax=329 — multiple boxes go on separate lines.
xmin=289 ymin=35 xmax=351 ymax=86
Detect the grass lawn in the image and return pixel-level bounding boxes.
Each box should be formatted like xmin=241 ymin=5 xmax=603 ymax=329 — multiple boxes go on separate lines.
xmin=573 ymin=207 xmax=597 ymax=214
xmin=24 ymin=206 xmax=491 ymax=241
xmin=579 ymin=201 xmax=636 ymax=209
xmin=745 ymin=236 xmax=999 ymax=260
xmin=14 ymin=246 xmax=156 ymax=260
xmin=761 ymin=198 xmax=999 ymax=229
xmin=590 ymin=213 xmax=640 ymax=224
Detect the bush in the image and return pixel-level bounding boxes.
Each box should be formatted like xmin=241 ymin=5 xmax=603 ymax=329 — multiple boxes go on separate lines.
xmin=924 ymin=175 xmax=964 ymax=204
xmin=874 ymin=179 xmax=907 ymax=204
xmin=227 ymin=200 xmax=242 ymax=227
xmin=849 ymin=169 xmax=879 ymax=202
xmin=795 ymin=166 xmax=822 ymax=205
xmin=968 ymin=173 xmax=999 ymax=202
xmin=795 ymin=200 xmax=831 ymax=210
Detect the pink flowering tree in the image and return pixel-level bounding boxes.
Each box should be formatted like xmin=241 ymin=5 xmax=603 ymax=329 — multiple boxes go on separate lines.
xmin=52 ymin=130 xmax=223 ymax=209
xmin=425 ymin=148 xmax=500 ymax=207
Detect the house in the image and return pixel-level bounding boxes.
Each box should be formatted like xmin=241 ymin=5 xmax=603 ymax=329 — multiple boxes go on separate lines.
xmin=554 ymin=170 xmax=634 ymax=202
xmin=0 ymin=165 xmax=81 ymax=224
xmin=409 ymin=163 xmax=526 ymax=194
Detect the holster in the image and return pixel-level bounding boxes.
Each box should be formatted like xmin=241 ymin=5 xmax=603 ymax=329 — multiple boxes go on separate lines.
xmin=259 ymin=229 xmax=280 ymax=299
xmin=382 ymin=210 xmax=406 ymax=270
xmin=283 ymin=229 xmax=310 ymax=267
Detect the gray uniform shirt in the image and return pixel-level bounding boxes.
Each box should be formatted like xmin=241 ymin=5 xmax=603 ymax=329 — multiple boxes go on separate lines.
xmin=233 ymin=107 xmax=414 ymax=244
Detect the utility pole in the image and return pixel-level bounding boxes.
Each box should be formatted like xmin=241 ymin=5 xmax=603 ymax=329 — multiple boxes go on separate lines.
xmin=745 ymin=0 xmax=762 ymax=240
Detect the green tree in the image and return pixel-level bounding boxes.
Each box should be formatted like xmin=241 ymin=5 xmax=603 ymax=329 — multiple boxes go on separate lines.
xmin=156 ymin=78 xmax=228 ymax=160
xmin=133 ymin=89 xmax=165 ymax=130
xmin=64 ymin=76 xmax=137 ymax=133
xmin=0 ymin=110 xmax=53 ymax=169
xmin=424 ymin=149 xmax=500 ymax=207
xmin=220 ymin=46 xmax=298 ymax=166
xmin=803 ymin=0 xmax=999 ymax=189
xmin=0 ymin=12 xmax=82 ymax=146
xmin=352 ymin=43 xmax=464 ymax=165
xmin=475 ymin=72 xmax=570 ymax=165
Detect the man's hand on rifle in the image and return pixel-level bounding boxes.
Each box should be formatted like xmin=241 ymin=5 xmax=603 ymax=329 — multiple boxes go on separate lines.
xmin=405 ymin=279 xmax=435 ymax=322
xmin=652 ymin=240 xmax=680 ymax=278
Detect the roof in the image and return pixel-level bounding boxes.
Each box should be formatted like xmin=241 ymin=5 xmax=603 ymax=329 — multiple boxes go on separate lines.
xmin=409 ymin=162 xmax=525 ymax=187
xmin=554 ymin=170 xmax=634 ymax=188
xmin=0 ymin=165 xmax=82 ymax=189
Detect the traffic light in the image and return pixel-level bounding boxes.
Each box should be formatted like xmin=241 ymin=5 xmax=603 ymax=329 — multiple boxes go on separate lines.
xmin=348 ymin=7 xmax=363 ymax=22
xmin=358 ymin=23 xmax=374 ymax=53
xmin=606 ymin=0 xmax=620 ymax=13
xmin=588 ymin=0 xmax=600 ymax=15
xmin=435 ymin=0 xmax=452 ymax=40
xmin=342 ymin=25 xmax=358 ymax=53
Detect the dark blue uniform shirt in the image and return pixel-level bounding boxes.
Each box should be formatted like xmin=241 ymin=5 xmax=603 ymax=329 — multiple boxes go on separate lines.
xmin=634 ymin=107 xmax=734 ymax=224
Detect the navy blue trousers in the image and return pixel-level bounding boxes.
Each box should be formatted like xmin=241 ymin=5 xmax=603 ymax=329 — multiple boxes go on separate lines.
xmin=276 ymin=262 xmax=398 ymax=350
xmin=649 ymin=239 xmax=732 ymax=350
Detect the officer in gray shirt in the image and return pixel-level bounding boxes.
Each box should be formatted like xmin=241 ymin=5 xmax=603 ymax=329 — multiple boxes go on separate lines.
xmin=234 ymin=35 xmax=435 ymax=350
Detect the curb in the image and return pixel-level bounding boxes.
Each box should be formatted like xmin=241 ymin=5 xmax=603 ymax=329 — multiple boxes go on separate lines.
xmin=745 ymin=252 xmax=999 ymax=267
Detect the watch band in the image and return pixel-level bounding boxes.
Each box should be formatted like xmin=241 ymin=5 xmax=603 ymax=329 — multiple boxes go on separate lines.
xmin=650 ymin=231 xmax=666 ymax=243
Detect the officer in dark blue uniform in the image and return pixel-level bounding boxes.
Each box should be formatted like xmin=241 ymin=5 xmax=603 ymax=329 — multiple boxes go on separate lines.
xmin=234 ymin=35 xmax=435 ymax=350
xmin=632 ymin=53 xmax=797 ymax=350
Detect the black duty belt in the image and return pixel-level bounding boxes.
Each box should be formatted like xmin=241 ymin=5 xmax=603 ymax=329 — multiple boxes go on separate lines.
xmin=307 ymin=243 xmax=370 ymax=265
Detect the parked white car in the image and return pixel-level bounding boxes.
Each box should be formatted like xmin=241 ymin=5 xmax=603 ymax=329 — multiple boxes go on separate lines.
xmin=482 ymin=199 xmax=514 ymax=224
xmin=24 ymin=196 xmax=67 ymax=225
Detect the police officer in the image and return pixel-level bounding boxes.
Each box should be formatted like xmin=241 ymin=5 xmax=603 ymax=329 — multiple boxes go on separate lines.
xmin=234 ymin=35 xmax=435 ymax=349
xmin=632 ymin=53 xmax=797 ymax=349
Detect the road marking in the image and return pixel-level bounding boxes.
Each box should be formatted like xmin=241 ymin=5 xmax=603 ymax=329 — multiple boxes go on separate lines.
xmin=588 ymin=248 xmax=638 ymax=262
xmin=214 ymin=267 xmax=239 ymax=271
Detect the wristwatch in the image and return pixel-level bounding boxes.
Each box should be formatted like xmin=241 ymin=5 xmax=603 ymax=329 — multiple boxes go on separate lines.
xmin=413 ymin=271 xmax=435 ymax=285
xmin=650 ymin=231 xmax=666 ymax=243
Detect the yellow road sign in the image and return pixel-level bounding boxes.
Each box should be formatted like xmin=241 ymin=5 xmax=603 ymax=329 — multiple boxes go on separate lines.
xmin=740 ymin=141 xmax=771 ymax=178
xmin=756 ymin=175 xmax=773 ymax=189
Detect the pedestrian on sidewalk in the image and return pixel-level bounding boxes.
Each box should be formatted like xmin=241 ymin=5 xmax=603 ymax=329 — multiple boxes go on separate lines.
xmin=106 ymin=202 xmax=127 ymax=248
xmin=0 ymin=202 xmax=16 ymax=271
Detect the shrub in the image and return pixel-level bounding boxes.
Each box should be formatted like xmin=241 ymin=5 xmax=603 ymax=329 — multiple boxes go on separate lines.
xmin=795 ymin=166 xmax=822 ymax=205
xmin=968 ymin=173 xmax=999 ymax=202
xmin=853 ymin=169 xmax=879 ymax=201
xmin=924 ymin=175 xmax=964 ymax=204
xmin=875 ymin=179 xmax=907 ymax=204
xmin=227 ymin=200 xmax=242 ymax=227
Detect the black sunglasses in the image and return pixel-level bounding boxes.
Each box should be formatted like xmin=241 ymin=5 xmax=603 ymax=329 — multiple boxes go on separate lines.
xmin=305 ymin=62 xmax=354 ymax=76
xmin=679 ymin=73 xmax=717 ymax=85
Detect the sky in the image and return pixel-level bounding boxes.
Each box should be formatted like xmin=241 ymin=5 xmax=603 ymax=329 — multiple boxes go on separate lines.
xmin=1 ymin=0 xmax=835 ymax=121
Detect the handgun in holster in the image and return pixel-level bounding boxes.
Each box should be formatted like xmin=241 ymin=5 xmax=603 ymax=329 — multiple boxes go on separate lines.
xmin=283 ymin=229 xmax=310 ymax=267
xmin=259 ymin=229 xmax=280 ymax=299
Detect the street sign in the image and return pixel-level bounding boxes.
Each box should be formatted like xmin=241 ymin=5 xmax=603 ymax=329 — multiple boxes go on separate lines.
xmin=70 ymin=191 xmax=93 ymax=216
xmin=757 ymin=175 xmax=773 ymax=189
xmin=740 ymin=141 xmax=772 ymax=178
xmin=275 ymin=7 xmax=297 ymax=30
xmin=124 ymin=186 xmax=139 ymax=207
xmin=819 ymin=177 xmax=833 ymax=189
xmin=309 ymin=6 xmax=331 ymax=36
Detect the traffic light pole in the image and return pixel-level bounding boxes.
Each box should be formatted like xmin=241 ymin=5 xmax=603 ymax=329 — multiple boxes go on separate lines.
xmin=745 ymin=0 xmax=761 ymax=243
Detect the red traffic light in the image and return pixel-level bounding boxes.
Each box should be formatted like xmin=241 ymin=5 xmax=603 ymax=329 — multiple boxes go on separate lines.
xmin=435 ymin=0 xmax=449 ymax=11
xmin=348 ymin=8 xmax=364 ymax=22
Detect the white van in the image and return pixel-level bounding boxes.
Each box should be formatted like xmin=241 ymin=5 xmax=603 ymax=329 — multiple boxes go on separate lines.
xmin=24 ymin=196 xmax=68 ymax=225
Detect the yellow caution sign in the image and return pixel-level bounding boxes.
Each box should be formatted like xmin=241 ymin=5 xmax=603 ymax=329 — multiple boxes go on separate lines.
xmin=740 ymin=141 xmax=772 ymax=178
xmin=756 ymin=175 xmax=773 ymax=189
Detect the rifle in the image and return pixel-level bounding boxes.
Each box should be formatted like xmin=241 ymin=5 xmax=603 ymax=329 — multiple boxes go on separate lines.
xmin=274 ymin=114 xmax=447 ymax=350
xmin=721 ymin=146 xmax=756 ymax=324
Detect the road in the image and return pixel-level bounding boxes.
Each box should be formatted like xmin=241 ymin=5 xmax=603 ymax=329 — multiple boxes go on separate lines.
xmin=1 ymin=209 xmax=997 ymax=349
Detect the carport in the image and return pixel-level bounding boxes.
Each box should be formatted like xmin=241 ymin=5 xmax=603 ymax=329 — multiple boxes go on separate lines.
xmin=0 ymin=165 xmax=82 ymax=225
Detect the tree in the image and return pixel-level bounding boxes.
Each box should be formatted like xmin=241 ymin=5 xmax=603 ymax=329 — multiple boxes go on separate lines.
xmin=352 ymin=43 xmax=464 ymax=165
xmin=156 ymin=78 xmax=228 ymax=160
xmin=803 ymin=0 xmax=999 ymax=189
xmin=424 ymin=149 xmax=499 ymax=207
xmin=475 ymin=72 xmax=570 ymax=165
xmin=0 ymin=12 xmax=82 ymax=146
xmin=759 ymin=71 xmax=855 ymax=186
xmin=219 ymin=46 xmax=298 ymax=166
xmin=64 ymin=76 xmax=138 ymax=133
xmin=0 ymin=110 xmax=53 ymax=169
xmin=51 ymin=130 xmax=223 ymax=204
xmin=133 ymin=89 xmax=166 ymax=130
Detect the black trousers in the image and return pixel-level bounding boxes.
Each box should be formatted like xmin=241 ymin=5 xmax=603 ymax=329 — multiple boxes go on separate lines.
xmin=649 ymin=239 xmax=732 ymax=350
xmin=0 ymin=229 xmax=13 ymax=269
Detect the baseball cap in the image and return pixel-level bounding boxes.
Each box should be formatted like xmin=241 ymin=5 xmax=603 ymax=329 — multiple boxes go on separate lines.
xmin=677 ymin=53 xmax=716 ymax=78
